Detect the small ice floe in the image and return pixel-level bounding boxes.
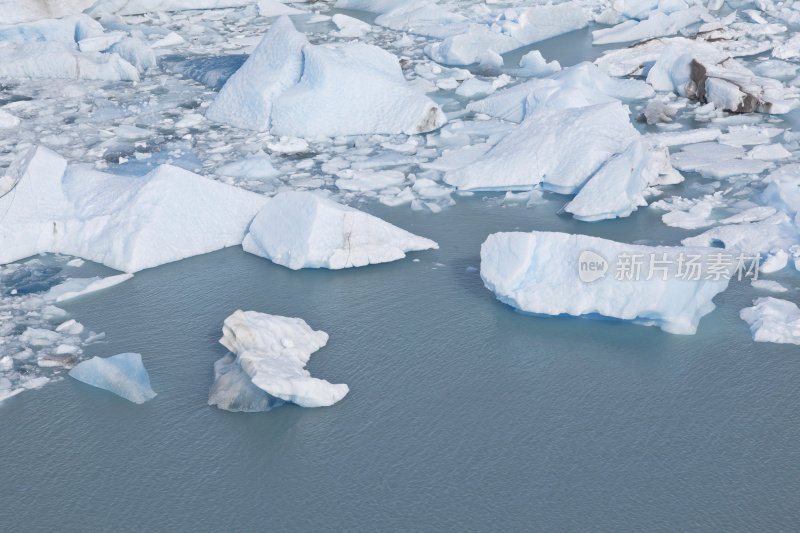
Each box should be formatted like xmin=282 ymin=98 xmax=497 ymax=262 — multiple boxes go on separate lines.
xmin=69 ymin=353 xmax=156 ymax=404
xmin=740 ymin=297 xmax=800 ymax=345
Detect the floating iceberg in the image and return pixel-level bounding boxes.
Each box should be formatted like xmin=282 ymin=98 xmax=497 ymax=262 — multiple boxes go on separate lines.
xmin=242 ymin=191 xmax=438 ymax=270
xmin=682 ymin=213 xmax=800 ymax=254
xmin=647 ymin=40 xmax=793 ymax=113
xmin=0 ymin=146 xmax=267 ymax=272
xmin=740 ymin=297 xmax=800 ymax=345
xmin=467 ymin=62 xmax=654 ymax=123
xmin=69 ymin=353 xmax=156 ymax=404
xmin=481 ymin=231 xmax=732 ymax=334
xmin=206 ymin=16 xmax=445 ymax=136
xmin=0 ymin=41 xmax=139 ymax=82
xmin=209 ymin=310 xmax=348 ymax=411
xmin=89 ymin=0 xmax=255 ymax=15
xmin=444 ymin=102 xmax=639 ymax=193
xmin=564 ymin=139 xmax=679 ymax=222
xmin=593 ymin=6 xmax=709 ymax=45
xmin=44 ymin=274 xmax=133 ymax=303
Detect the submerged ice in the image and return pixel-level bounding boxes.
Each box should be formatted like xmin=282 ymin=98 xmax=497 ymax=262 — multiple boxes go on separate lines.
xmin=69 ymin=352 xmax=156 ymax=404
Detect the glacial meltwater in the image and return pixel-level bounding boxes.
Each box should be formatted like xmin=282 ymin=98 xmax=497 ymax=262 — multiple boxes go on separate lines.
xmin=1 ymin=196 xmax=799 ymax=531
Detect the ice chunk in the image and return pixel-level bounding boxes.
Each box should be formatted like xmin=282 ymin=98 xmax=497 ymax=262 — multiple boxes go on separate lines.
xmin=242 ymin=191 xmax=438 ymax=270
xmin=444 ymin=102 xmax=639 ymax=193
xmin=90 ymin=0 xmax=255 ymax=15
xmin=69 ymin=353 xmax=156 ymax=404
xmin=740 ymin=297 xmax=800 ymax=345
xmin=468 ymin=62 xmax=654 ymax=123
xmin=647 ymin=40 xmax=792 ymax=114
xmin=593 ymin=7 xmax=708 ymax=45
xmin=207 ymin=16 xmax=445 ymax=136
xmin=332 ymin=14 xmax=371 ymax=37
xmin=0 ymin=109 xmax=20 ymax=130
xmin=751 ymin=280 xmax=788 ymax=293
xmin=44 ymin=274 xmax=133 ymax=303
xmin=0 ymin=41 xmax=139 ymax=82
xmin=682 ymin=213 xmax=799 ymax=254
xmin=209 ymin=310 xmax=348 ymax=410
xmin=516 ymin=50 xmax=561 ymax=77
xmin=216 ymin=153 xmax=279 ymax=179
xmin=564 ymin=140 xmax=678 ymax=222
xmin=481 ymin=231 xmax=732 ymax=334
xmin=671 ymin=142 xmax=773 ymax=178
xmin=0 ymin=145 xmax=268 ymax=272
xmin=258 ymin=0 xmax=303 ymax=17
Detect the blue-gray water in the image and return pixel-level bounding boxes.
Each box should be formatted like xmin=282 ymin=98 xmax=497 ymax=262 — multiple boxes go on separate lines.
xmin=1 ymin=195 xmax=799 ymax=531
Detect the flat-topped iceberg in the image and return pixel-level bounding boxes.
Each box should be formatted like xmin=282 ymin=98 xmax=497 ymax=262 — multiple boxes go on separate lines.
xmin=0 ymin=145 xmax=267 ymax=272
xmin=740 ymin=297 xmax=800 ymax=345
xmin=206 ymin=16 xmax=445 ymax=136
xmin=243 ymin=191 xmax=438 ymax=269
xmin=69 ymin=353 xmax=156 ymax=404
xmin=89 ymin=0 xmax=255 ymax=15
xmin=481 ymin=231 xmax=733 ymax=334
xmin=209 ymin=310 xmax=348 ymax=411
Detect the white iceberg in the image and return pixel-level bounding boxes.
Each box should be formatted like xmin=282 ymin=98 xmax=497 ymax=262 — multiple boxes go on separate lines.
xmin=0 ymin=145 xmax=267 ymax=272
xmin=69 ymin=352 xmax=156 ymax=404
xmin=481 ymin=231 xmax=733 ymax=334
xmin=44 ymin=274 xmax=133 ymax=303
xmin=593 ymin=6 xmax=709 ymax=45
xmin=89 ymin=0 xmax=254 ymax=15
xmin=0 ymin=41 xmax=139 ymax=82
xmin=682 ymin=213 xmax=800 ymax=254
xmin=242 ymin=191 xmax=438 ymax=270
xmin=564 ymin=139 xmax=679 ymax=222
xmin=467 ymin=62 xmax=654 ymax=123
xmin=206 ymin=16 xmax=445 ymax=136
xmin=209 ymin=310 xmax=348 ymax=411
xmin=444 ymin=102 xmax=639 ymax=194
xmin=740 ymin=297 xmax=800 ymax=345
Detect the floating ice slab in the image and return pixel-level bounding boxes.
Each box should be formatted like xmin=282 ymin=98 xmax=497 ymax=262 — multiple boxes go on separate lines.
xmin=0 ymin=42 xmax=139 ymax=82
xmin=89 ymin=0 xmax=255 ymax=15
xmin=69 ymin=353 xmax=156 ymax=404
xmin=0 ymin=146 xmax=267 ymax=272
xmin=564 ymin=140 xmax=678 ymax=222
xmin=44 ymin=274 xmax=133 ymax=303
xmin=242 ymin=191 xmax=438 ymax=270
xmin=468 ymin=62 xmax=654 ymax=123
xmin=209 ymin=310 xmax=348 ymax=411
xmin=593 ymin=7 xmax=708 ymax=45
xmin=444 ymin=102 xmax=638 ymax=193
xmin=481 ymin=231 xmax=733 ymax=334
xmin=682 ymin=213 xmax=800 ymax=254
xmin=207 ymin=16 xmax=445 ymax=136
xmin=740 ymin=297 xmax=800 ymax=345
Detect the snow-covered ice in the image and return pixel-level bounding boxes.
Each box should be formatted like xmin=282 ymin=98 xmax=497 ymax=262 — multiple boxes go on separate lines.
xmin=209 ymin=310 xmax=348 ymax=411
xmin=242 ymin=191 xmax=438 ymax=270
xmin=69 ymin=352 xmax=156 ymax=404
xmin=0 ymin=145 xmax=267 ymax=272
xmin=207 ymin=16 xmax=445 ymax=136
xmin=740 ymin=297 xmax=800 ymax=345
xmin=481 ymin=231 xmax=733 ymax=334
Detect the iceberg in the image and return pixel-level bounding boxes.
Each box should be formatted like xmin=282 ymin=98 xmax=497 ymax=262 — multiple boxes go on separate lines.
xmin=647 ymin=40 xmax=793 ymax=114
xmin=206 ymin=16 xmax=445 ymax=136
xmin=564 ymin=139 xmax=680 ymax=222
xmin=481 ymin=231 xmax=733 ymax=334
xmin=0 ymin=145 xmax=267 ymax=272
xmin=0 ymin=41 xmax=139 ymax=82
xmin=69 ymin=353 xmax=156 ymax=404
xmin=44 ymin=274 xmax=133 ymax=303
xmin=209 ymin=310 xmax=348 ymax=411
xmin=468 ymin=62 xmax=654 ymax=123
xmin=444 ymin=102 xmax=639 ymax=194
xmin=242 ymin=191 xmax=438 ymax=270
xmin=740 ymin=297 xmax=800 ymax=345
xmin=89 ymin=0 xmax=255 ymax=15
xmin=682 ymin=213 xmax=800 ymax=254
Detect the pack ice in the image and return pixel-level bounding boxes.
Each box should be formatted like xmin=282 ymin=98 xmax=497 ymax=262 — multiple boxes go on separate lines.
xmin=208 ymin=310 xmax=348 ymax=412
xmin=69 ymin=352 xmax=157 ymax=404
xmin=481 ymin=231 xmax=732 ymax=335
xmin=206 ymin=16 xmax=445 ymax=136
xmin=0 ymin=145 xmax=267 ymax=272
xmin=243 ymin=191 xmax=438 ymax=270
xmin=740 ymin=297 xmax=800 ymax=345
xmin=0 ymin=0 xmax=95 ymax=25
